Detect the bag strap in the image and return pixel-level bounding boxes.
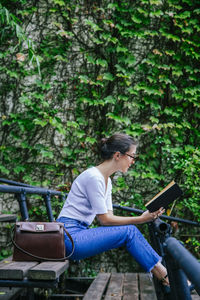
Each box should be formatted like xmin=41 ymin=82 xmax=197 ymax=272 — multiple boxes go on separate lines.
xmin=11 ymin=225 xmax=75 ymax=261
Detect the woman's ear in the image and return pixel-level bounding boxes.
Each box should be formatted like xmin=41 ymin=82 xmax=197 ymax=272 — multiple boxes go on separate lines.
xmin=113 ymin=151 xmax=121 ymax=160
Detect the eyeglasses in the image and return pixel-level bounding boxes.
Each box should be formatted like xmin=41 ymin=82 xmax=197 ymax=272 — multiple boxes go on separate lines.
xmin=125 ymin=153 xmax=138 ymax=160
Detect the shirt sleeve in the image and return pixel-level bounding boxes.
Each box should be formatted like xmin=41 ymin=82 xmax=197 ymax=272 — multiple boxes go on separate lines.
xmin=106 ymin=178 xmax=113 ymax=211
xmin=85 ymin=175 xmax=108 ymax=214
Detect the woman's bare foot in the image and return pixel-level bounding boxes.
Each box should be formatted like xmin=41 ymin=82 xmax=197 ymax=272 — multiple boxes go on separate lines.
xmin=152 ymin=262 xmax=194 ymax=290
xmin=151 ymin=262 xmax=169 ymax=286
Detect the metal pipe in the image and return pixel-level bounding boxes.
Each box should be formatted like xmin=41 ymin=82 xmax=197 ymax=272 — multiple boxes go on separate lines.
xmin=165 ymin=255 xmax=192 ymax=300
xmin=165 ymin=237 xmax=200 ymax=295
xmin=16 ymin=191 xmax=29 ymax=221
xmin=1 ymin=184 xmax=199 ymax=226
xmin=113 ymin=204 xmax=200 ymax=227
xmin=0 ymin=278 xmax=58 ymax=288
xmin=0 ymin=184 xmax=61 ymax=196
xmin=0 ymin=178 xmax=35 ymax=188
xmin=152 ymin=217 xmax=171 ymax=235
xmin=148 ymin=218 xmax=171 ymax=257
xmin=43 ymin=193 xmax=54 ymax=222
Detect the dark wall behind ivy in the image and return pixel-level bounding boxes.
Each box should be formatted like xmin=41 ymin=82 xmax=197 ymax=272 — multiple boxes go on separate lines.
xmin=0 ymin=0 xmax=199 ymax=256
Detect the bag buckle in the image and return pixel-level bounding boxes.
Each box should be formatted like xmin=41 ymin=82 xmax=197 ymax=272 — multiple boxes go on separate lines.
xmin=36 ymin=224 xmax=44 ymax=231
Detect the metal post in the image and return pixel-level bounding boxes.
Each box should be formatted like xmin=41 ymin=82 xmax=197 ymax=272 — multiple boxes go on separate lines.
xmin=43 ymin=192 xmax=54 ymax=222
xmin=164 ymin=237 xmax=200 ymax=295
xmin=148 ymin=218 xmax=171 ymax=256
xmin=148 ymin=219 xmax=172 ymax=300
xmin=16 ymin=190 xmax=29 ymax=220
xmin=164 ymin=253 xmax=192 ymax=300
xmin=59 ymin=193 xmax=66 ymax=204
xmin=26 ymin=288 xmax=35 ymax=300
xmin=113 ymin=204 xmax=200 ymax=299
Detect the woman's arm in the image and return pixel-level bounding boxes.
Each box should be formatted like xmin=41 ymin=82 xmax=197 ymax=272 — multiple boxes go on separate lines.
xmin=96 ymin=208 xmax=165 ymax=226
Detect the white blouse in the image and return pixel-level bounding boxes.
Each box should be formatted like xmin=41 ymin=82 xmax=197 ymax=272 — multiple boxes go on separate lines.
xmin=58 ymin=167 xmax=113 ymax=225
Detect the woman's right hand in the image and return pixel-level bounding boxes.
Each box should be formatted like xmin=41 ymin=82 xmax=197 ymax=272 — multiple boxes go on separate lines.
xmin=140 ymin=207 xmax=165 ymax=223
xmin=97 ymin=208 xmax=165 ymax=226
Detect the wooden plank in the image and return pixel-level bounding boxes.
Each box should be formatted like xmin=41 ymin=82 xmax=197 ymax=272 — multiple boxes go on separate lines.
xmin=0 ymin=257 xmax=38 ymax=280
xmin=139 ymin=273 xmax=157 ymax=300
xmin=83 ymin=273 xmax=110 ymax=300
xmin=191 ymin=295 xmax=200 ymax=300
xmin=104 ymin=273 xmax=124 ymax=300
xmin=28 ymin=260 xmax=69 ymax=280
xmin=123 ymin=273 xmax=139 ymax=300
xmin=0 ymin=214 xmax=17 ymax=222
xmin=191 ymin=290 xmax=200 ymax=300
xmin=51 ymin=294 xmax=84 ymax=298
xmin=0 ymin=257 xmax=12 ymax=264
xmin=0 ymin=287 xmax=23 ymax=300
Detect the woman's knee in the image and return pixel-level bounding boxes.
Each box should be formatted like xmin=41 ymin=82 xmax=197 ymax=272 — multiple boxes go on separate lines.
xmin=124 ymin=224 xmax=141 ymax=238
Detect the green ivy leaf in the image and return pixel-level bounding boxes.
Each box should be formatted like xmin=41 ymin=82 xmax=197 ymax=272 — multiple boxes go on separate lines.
xmin=131 ymin=15 xmax=142 ymax=24
xmin=103 ymin=95 xmax=116 ymax=104
xmin=41 ymin=150 xmax=54 ymax=159
xmin=96 ymin=59 xmax=108 ymax=67
xmin=102 ymin=73 xmax=114 ymax=81
xmin=14 ymin=166 xmax=25 ymax=174
xmin=85 ymin=19 xmax=102 ymax=32
xmin=33 ymin=119 xmax=48 ymax=127
xmin=0 ymin=165 xmax=10 ymax=175
xmin=85 ymin=137 xmax=96 ymax=144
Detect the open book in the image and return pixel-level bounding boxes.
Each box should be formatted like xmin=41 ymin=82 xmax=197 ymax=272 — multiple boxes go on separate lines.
xmin=145 ymin=181 xmax=183 ymax=212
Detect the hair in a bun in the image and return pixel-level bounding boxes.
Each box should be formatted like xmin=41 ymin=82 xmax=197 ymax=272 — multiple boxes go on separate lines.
xmin=101 ymin=138 xmax=108 ymax=144
xmin=100 ymin=133 xmax=138 ymax=160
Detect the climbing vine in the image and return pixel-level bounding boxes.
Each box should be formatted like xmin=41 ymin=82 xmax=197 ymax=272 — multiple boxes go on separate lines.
xmin=0 ymin=0 xmax=199 ymax=254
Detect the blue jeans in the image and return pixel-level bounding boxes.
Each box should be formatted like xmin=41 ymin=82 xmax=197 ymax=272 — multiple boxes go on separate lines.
xmin=57 ymin=216 xmax=161 ymax=273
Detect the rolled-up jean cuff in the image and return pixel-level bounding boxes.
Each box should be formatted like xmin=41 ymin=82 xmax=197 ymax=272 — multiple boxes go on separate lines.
xmin=149 ymin=258 xmax=162 ymax=273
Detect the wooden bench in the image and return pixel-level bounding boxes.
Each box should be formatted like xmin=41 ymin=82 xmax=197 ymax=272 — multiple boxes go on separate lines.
xmin=0 ymin=256 xmax=69 ymax=300
xmin=82 ymin=272 xmax=199 ymax=300
xmin=82 ymin=272 xmax=157 ymax=300
xmin=0 ymin=215 xmax=20 ymax=300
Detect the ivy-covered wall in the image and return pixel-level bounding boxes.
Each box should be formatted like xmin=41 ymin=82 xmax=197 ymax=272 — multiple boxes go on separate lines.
xmin=0 ymin=0 xmax=199 ymax=263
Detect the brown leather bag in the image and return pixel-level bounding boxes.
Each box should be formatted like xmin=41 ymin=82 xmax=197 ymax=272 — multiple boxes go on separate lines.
xmin=12 ymin=222 xmax=74 ymax=262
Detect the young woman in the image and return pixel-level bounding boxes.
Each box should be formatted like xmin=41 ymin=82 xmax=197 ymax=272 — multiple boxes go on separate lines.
xmin=57 ymin=133 xmax=169 ymax=285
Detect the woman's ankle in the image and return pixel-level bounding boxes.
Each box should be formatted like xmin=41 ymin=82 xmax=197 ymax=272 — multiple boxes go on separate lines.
xmin=151 ymin=262 xmax=169 ymax=286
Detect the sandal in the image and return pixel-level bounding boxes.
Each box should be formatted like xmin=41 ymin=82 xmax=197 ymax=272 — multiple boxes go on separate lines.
xmin=160 ymin=274 xmax=169 ymax=286
xmin=160 ymin=274 xmax=171 ymax=294
xmin=160 ymin=275 xmax=195 ymax=294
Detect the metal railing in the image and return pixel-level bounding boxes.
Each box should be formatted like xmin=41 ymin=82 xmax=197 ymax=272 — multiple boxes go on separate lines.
xmin=113 ymin=204 xmax=200 ymax=227
xmin=0 ymin=179 xmax=200 ymax=300
xmin=165 ymin=237 xmax=200 ymax=297
xmin=113 ymin=204 xmax=200 ymax=300
xmin=0 ymin=178 xmax=66 ymax=221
